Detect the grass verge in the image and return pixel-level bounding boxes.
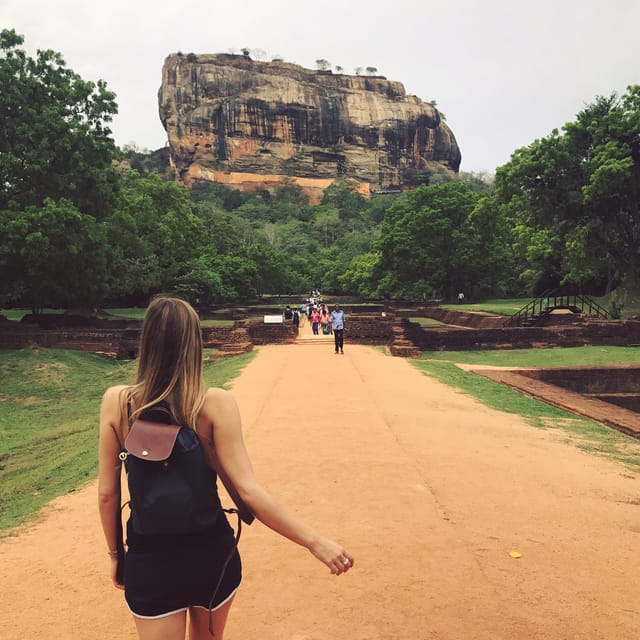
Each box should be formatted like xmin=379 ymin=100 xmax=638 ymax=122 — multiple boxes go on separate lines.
xmin=420 ymin=345 xmax=640 ymax=367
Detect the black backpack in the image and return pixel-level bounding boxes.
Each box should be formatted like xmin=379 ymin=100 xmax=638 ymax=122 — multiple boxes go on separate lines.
xmin=120 ymin=405 xmax=222 ymax=536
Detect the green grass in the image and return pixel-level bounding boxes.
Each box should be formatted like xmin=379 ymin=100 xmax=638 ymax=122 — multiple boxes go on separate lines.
xmin=411 ymin=352 xmax=640 ymax=472
xmin=102 ymin=307 xmax=146 ymax=319
xmin=203 ymin=350 xmax=256 ymax=388
xmin=0 ymin=308 xmax=65 ymax=321
xmin=441 ymin=298 xmax=532 ymax=315
xmin=0 ymin=348 xmax=255 ymax=534
xmin=201 ymin=319 xmax=235 ymax=327
xmin=409 ymin=317 xmax=445 ymax=326
xmin=421 ymin=345 xmax=640 ymax=367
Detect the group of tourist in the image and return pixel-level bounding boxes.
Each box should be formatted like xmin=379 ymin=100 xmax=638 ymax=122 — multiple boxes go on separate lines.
xmin=308 ymin=304 xmax=332 ymax=336
xmin=283 ymin=294 xmax=346 ymax=354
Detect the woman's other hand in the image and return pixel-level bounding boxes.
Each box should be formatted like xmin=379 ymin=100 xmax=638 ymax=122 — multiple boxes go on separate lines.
xmin=309 ymin=537 xmax=354 ymax=575
xmin=110 ymin=558 xmax=125 ymax=590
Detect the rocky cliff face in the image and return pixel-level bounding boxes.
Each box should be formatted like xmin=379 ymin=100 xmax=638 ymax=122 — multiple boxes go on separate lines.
xmin=158 ymin=54 xmax=461 ymax=198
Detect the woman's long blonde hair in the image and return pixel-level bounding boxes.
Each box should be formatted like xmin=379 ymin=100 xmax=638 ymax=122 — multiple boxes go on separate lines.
xmin=128 ymin=296 xmax=205 ymax=429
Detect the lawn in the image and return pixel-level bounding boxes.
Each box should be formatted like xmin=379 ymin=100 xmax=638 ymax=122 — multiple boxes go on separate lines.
xmin=420 ymin=345 xmax=640 ymax=367
xmin=441 ymin=298 xmax=531 ymax=316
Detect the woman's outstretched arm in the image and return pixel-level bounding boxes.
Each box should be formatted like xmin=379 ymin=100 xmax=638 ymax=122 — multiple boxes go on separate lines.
xmin=201 ymin=388 xmax=354 ymax=575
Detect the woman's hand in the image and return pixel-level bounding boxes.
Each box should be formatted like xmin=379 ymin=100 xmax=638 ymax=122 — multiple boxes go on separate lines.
xmin=110 ymin=558 xmax=125 ymax=590
xmin=309 ymin=537 xmax=354 ymax=575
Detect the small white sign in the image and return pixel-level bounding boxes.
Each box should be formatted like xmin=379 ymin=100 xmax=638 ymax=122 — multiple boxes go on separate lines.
xmin=264 ymin=315 xmax=283 ymax=324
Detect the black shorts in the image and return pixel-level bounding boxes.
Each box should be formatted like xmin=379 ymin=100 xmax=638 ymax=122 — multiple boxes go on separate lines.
xmin=124 ymin=513 xmax=242 ymax=618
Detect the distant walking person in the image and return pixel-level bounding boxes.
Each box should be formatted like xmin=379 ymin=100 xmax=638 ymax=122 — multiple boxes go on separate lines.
xmin=330 ymin=304 xmax=346 ymax=354
xmin=310 ymin=307 xmax=321 ymax=335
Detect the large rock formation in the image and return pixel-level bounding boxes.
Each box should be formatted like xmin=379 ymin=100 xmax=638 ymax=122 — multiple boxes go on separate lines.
xmin=158 ymin=53 xmax=461 ymax=199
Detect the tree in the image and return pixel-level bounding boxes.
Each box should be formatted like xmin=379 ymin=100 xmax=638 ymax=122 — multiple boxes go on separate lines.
xmin=0 ymin=30 xmax=120 ymax=309
xmin=365 ymin=66 xmax=378 ymax=75
xmin=335 ymin=65 xmax=343 ymax=73
xmin=354 ymin=67 xmax=363 ymax=76
xmin=495 ymin=86 xmax=640 ymax=293
xmin=211 ymin=254 xmax=257 ymax=300
xmin=248 ymin=245 xmax=302 ymax=296
xmin=108 ymin=173 xmax=206 ymax=300
xmin=315 ymin=59 xmax=331 ymax=72
xmin=171 ymin=253 xmax=225 ymax=307
xmin=567 ymin=87 xmax=640 ymax=291
xmin=320 ymin=179 xmax=367 ymax=223
xmin=311 ymin=206 xmax=340 ymax=247
xmin=375 ymin=182 xmax=491 ymax=300
xmin=270 ymin=178 xmax=311 ymax=222
xmin=0 ymin=29 xmax=119 ymax=217
xmin=339 ymin=252 xmax=380 ymax=297
xmin=0 ymin=199 xmax=110 ymax=311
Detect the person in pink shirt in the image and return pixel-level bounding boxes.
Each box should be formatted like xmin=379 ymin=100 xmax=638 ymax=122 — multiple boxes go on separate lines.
xmin=310 ymin=308 xmax=321 ymax=335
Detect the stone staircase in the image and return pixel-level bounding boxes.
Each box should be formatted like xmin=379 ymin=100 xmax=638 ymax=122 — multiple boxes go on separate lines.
xmin=389 ymin=322 xmax=422 ymax=358
xmin=295 ymin=322 xmax=335 ymax=346
xmin=295 ymin=333 xmax=335 ymax=345
xmin=209 ymin=327 xmax=254 ymax=359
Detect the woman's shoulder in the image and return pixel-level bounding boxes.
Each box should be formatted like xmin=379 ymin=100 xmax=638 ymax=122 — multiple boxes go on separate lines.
xmin=201 ymin=386 xmax=240 ymax=416
xmin=101 ymin=384 xmax=131 ymax=405
xmin=203 ymin=386 xmax=234 ymax=405
xmin=198 ymin=387 xmax=240 ymax=431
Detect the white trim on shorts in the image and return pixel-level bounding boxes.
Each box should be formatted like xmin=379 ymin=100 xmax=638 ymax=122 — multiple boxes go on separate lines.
xmin=127 ymin=581 xmax=241 ymax=619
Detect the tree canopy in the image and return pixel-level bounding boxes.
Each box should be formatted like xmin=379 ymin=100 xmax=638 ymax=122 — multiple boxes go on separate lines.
xmin=0 ymin=29 xmax=119 ymax=217
xmin=495 ymin=85 xmax=640 ymax=294
xmin=0 ymin=29 xmax=119 ymax=310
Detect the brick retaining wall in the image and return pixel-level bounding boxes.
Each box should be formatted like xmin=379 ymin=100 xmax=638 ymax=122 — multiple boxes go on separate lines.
xmin=3 ymin=314 xmax=637 ymax=359
xmin=403 ymin=319 xmax=640 ymax=351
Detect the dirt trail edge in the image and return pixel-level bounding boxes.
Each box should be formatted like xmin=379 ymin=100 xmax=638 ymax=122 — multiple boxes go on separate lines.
xmin=1 ymin=344 xmax=638 ymax=639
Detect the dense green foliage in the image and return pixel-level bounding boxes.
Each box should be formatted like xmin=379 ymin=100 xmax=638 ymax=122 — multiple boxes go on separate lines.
xmin=494 ymin=85 xmax=640 ymax=295
xmin=1 ymin=30 xmax=638 ymax=313
xmin=375 ymin=181 xmax=512 ymax=299
xmin=0 ymin=30 xmax=119 ymax=310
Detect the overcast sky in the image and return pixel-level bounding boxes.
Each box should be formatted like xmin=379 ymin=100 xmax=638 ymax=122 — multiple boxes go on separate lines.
xmin=2 ymin=0 xmax=639 ymax=173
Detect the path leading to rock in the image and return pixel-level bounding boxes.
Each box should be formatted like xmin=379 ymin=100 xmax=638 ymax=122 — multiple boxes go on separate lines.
xmin=1 ymin=343 xmax=639 ymax=639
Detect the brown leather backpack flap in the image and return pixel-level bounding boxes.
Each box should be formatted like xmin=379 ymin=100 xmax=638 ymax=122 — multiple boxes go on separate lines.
xmin=125 ymin=420 xmax=181 ymax=461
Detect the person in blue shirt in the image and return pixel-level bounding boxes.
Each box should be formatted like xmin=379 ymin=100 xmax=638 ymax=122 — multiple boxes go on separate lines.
xmin=330 ymin=304 xmax=346 ymax=354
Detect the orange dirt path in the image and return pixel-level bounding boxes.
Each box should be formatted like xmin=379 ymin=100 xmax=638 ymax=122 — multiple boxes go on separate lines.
xmin=1 ymin=343 xmax=639 ymax=639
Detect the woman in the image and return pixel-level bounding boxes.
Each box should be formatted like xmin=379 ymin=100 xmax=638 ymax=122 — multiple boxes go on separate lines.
xmin=310 ymin=307 xmax=320 ymax=335
xmin=320 ymin=307 xmax=332 ymax=335
xmin=98 ymin=297 xmax=353 ymax=640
